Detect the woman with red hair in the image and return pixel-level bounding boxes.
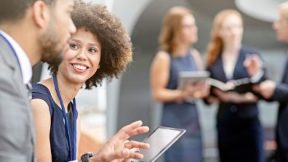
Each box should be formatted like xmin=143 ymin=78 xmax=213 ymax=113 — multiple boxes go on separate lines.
xmin=206 ymin=9 xmax=264 ymax=162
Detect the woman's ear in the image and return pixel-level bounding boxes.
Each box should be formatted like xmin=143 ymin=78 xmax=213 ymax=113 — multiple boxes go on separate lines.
xmin=31 ymin=1 xmax=50 ymax=29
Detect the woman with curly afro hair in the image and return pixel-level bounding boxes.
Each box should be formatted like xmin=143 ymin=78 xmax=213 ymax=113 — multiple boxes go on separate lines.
xmin=31 ymin=1 xmax=149 ymax=162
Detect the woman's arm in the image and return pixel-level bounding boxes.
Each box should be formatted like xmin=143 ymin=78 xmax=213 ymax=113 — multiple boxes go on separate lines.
xmin=31 ymin=99 xmax=52 ymax=162
xmin=150 ymin=51 xmax=184 ymax=102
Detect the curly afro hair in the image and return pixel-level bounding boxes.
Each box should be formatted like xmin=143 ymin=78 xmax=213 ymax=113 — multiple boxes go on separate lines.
xmin=49 ymin=0 xmax=133 ymax=89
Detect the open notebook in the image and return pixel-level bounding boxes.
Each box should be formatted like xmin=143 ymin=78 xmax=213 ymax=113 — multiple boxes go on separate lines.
xmin=208 ymin=77 xmax=252 ymax=91
xmin=178 ymin=70 xmax=253 ymax=92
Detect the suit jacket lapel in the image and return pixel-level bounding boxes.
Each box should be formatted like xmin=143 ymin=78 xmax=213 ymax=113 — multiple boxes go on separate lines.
xmin=217 ymin=55 xmax=228 ymax=82
xmin=233 ymin=48 xmax=249 ymax=79
xmin=0 ymin=37 xmax=17 ymax=70
xmin=0 ymin=35 xmax=35 ymax=154
xmin=281 ymin=58 xmax=288 ymax=83
xmin=233 ymin=50 xmax=242 ymax=79
xmin=0 ymin=36 xmax=26 ymax=97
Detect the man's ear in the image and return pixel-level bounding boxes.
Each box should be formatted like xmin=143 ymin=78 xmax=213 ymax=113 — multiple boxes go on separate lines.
xmin=31 ymin=1 xmax=50 ymax=29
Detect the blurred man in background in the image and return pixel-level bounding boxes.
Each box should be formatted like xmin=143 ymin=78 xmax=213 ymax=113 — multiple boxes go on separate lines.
xmin=254 ymin=2 xmax=288 ymax=162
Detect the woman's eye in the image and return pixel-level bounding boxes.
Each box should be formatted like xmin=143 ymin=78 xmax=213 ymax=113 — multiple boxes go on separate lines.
xmin=89 ymin=47 xmax=98 ymax=54
xmin=69 ymin=43 xmax=79 ymax=50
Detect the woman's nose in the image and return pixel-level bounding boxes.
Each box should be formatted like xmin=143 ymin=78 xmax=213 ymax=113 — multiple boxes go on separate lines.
xmin=76 ymin=50 xmax=87 ymax=60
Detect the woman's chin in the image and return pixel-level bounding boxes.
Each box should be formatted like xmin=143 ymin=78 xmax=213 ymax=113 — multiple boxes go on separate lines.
xmin=68 ymin=76 xmax=88 ymax=86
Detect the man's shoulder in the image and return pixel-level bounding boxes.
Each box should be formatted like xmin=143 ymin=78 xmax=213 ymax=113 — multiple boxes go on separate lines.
xmin=0 ymin=37 xmax=18 ymax=68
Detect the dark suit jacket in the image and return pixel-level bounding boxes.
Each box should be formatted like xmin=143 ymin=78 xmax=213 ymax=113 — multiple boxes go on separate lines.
xmin=272 ymin=58 xmax=288 ymax=162
xmin=0 ymin=36 xmax=35 ymax=161
xmin=207 ymin=47 xmax=262 ymax=119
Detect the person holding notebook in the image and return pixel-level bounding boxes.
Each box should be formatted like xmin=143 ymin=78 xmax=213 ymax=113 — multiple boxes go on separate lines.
xmin=205 ymin=9 xmax=265 ymax=162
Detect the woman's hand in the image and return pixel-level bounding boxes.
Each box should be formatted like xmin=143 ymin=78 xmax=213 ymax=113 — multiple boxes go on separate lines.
xmin=253 ymin=80 xmax=276 ymax=99
xmin=205 ymin=96 xmax=220 ymax=104
xmin=244 ymin=54 xmax=263 ymax=77
xmin=182 ymin=81 xmax=210 ymax=99
xmin=91 ymin=120 xmax=150 ymax=162
xmin=213 ymin=89 xmax=258 ymax=103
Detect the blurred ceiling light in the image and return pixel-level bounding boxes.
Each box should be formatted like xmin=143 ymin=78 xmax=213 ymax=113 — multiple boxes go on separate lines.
xmin=235 ymin=0 xmax=286 ymax=22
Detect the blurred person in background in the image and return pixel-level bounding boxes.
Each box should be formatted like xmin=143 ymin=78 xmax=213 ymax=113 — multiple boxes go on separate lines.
xmin=252 ymin=2 xmax=288 ymax=162
xmin=31 ymin=2 xmax=149 ymax=162
xmin=205 ymin=9 xmax=265 ymax=162
xmin=150 ymin=6 xmax=209 ymax=162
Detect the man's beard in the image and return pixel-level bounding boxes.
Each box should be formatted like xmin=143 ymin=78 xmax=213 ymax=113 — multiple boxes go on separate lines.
xmin=39 ymin=21 xmax=64 ymax=65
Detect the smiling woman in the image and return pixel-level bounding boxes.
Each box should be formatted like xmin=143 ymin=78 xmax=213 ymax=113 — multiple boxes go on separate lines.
xmin=58 ymin=27 xmax=102 ymax=87
xmin=48 ymin=2 xmax=133 ymax=89
xmin=30 ymin=1 xmax=150 ymax=162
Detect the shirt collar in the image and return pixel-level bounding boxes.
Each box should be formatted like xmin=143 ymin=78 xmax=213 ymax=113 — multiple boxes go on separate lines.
xmin=0 ymin=31 xmax=32 ymax=84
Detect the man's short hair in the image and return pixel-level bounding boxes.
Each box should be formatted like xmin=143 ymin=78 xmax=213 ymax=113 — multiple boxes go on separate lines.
xmin=280 ymin=1 xmax=288 ymax=19
xmin=0 ymin=0 xmax=55 ymax=23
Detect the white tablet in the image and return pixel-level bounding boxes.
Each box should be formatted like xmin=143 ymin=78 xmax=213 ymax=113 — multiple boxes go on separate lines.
xmin=178 ymin=71 xmax=210 ymax=90
xmin=136 ymin=127 xmax=186 ymax=162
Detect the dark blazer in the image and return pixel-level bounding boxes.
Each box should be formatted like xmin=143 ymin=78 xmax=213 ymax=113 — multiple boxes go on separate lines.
xmin=0 ymin=36 xmax=35 ymax=161
xmin=207 ymin=47 xmax=265 ymax=162
xmin=271 ymin=58 xmax=288 ymax=162
xmin=207 ymin=47 xmax=262 ymax=119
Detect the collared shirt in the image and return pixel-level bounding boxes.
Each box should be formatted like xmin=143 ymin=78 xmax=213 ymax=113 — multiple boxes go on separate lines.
xmin=0 ymin=31 xmax=32 ymax=84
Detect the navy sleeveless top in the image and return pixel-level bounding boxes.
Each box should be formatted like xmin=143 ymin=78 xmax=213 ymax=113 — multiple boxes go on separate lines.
xmin=161 ymin=51 xmax=203 ymax=162
xmin=166 ymin=51 xmax=198 ymax=93
xmin=32 ymin=83 xmax=78 ymax=162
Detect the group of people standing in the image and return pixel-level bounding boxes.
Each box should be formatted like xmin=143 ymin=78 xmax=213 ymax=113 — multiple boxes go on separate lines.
xmin=150 ymin=2 xmax=288 ymax=162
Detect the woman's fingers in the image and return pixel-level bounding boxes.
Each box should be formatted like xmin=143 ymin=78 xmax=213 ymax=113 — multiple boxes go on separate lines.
xmin=117 ymin=121 xmax=149 ymax=140
xmin=124 ymin=140 xmax=150 ymax=149
xmin=110 ymin=148 xmax=145 ymax=161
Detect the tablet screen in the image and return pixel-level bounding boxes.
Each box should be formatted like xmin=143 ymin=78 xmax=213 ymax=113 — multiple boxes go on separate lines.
xmin=178 ymin=71 xmax=210 ymax=90
xmin=138 ymin=127 xmax=186 ymax=162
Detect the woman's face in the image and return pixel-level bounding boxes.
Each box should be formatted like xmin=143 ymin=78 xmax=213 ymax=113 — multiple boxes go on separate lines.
xmin=219 ymin=15 xmax=243 ymax=45
xmin=179 ymin=14 xmax=198 ymax=45
xmin=59 ymin=28 xmax=101 ymax=85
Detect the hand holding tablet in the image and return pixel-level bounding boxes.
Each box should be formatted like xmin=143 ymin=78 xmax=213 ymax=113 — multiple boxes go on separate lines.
xmin=178 ymin=71 xmax=210 ymax=101
xmin=178 ymin=71 xmax=210 ymax=90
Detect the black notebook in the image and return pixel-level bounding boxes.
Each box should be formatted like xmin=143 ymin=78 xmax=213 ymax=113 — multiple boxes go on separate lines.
xmin=208 ymin=77 xmax=252 ymax=91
